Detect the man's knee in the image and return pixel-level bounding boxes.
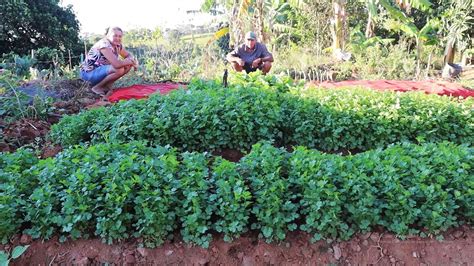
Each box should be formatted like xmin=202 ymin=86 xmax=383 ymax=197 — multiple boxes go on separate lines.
xmin=113 ymin=66 xmax=126 ymax=76
xmin=262 ymin=61 xmax=272 ymax=73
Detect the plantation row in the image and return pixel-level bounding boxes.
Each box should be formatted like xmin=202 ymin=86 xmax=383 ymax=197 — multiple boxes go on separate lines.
xmin=1 ymin=141 xmax=472 ymax=247
xmin=51 ymin=80 xmax=474 ymax=152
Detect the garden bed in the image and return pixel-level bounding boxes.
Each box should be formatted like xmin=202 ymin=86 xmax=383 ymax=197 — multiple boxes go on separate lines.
xmin=4 ymin=226 xmax=473 ymax=265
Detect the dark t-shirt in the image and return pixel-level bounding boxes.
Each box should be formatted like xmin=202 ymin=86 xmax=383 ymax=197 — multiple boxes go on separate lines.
xmin=230 ymin=43 xmax=272 ymax=65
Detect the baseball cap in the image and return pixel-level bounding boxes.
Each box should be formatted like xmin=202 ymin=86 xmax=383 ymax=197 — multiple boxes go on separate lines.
xmin=245 ymin=31 xmax=257 ymax=40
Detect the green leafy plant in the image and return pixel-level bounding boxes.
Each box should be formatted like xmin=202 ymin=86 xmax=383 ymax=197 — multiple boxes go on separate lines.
xmin=212 ymin=157 xmax=251 ymax=242
xmin=0 ymin=245 xmax=29 ymax=266
xmin=132 ymin=146 xmax=180 ymax=247
xmin=177 ymin=152 xmax=215 ymax=248
xmin=1 ymin=140 xmax=472 ymax=245
xmin=51 ymin=78 xmax=473 ymax=154
xmin=289 ymin=147 xmax=352 ymax=241
xmin=240 ymin=142 xmax=298 ymax=242
xmin=0 ymin=149 xmax=38 ymax=243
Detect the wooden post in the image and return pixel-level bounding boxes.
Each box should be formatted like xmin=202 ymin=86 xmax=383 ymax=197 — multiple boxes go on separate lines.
xmin=68 ymin=49 xmax=72 ymax=69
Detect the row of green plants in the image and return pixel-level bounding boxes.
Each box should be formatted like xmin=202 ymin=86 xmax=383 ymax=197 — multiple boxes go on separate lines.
xmin=50 ymin=76 xmax=474 ymax=152
xmin=0 ymin=69 xmax=59 ymax=123
xmin=1 ymin=141 xmax=472 ymax=247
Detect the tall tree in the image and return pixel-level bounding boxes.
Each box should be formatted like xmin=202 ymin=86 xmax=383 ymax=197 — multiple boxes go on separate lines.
xmin=332 ymin=0 xmax=347 ymax=52
xmin=0 ymin=0 xmax=82 ymax=56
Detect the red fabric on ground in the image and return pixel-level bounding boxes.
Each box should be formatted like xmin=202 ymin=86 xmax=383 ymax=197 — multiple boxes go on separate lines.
xmin=316 ymin=80 xmax=473 ymax=98
xmin=107 ymin=83 xmax=186 ymax=102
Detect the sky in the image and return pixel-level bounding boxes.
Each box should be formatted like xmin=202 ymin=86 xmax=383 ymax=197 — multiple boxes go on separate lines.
xmin=60 ymin=0 xmax=210 ymax=34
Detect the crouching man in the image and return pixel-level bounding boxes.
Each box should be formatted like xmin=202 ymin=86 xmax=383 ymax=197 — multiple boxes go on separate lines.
xmin=226 ymin=31 xmax=273 ymax=75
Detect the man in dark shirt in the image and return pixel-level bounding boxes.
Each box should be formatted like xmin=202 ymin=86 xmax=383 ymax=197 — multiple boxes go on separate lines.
xmin=226 ymin=31 xmax=274 ymax=74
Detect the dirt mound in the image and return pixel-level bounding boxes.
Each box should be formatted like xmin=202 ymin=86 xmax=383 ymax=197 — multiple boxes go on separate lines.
xmin=5 ymin=226 xmax=472 ymax=265
xmin=0 ymin=79 xmax=102 ymax=154
xmin=0 ymin=118 xmax=50 ymax=152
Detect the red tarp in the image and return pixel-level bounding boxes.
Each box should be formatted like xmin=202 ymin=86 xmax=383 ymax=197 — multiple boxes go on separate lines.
xmin=315 ymin=80 xmax=474 ymax=98
xmin=106 ymin=80 xmax=472 ymax=103
xmin=107 ymin=83 xmax=186 ymax=102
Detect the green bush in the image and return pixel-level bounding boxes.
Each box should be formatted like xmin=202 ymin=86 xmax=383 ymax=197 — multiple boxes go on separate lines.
xmin=1 ymin=141 xmax=472 ymax=246
xmin=22 ymin=142 xmax=180 ymax=246
xmin=132 ymin=146 xmax=180 ymax=247
xmin=212 ymin=158 xmax=252 ymax=242
xmin=338 ymin=43 xmax=417 ymax=80
xmin=50 ymin=78 xmax=473 ymax=152
xmin=0 ymin=149 xmax=38 ymax=243
xmin=176 ymin=152 xmax=214 ymax=248
xmin=1 ymin=53 xmax=36 ymax=78
xmin=240 ymin=142 xmax=298 ymax=242
xmin=289 ymin=148 xmax=351 ymax=241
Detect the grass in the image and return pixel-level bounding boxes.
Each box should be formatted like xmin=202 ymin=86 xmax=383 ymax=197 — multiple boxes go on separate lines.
xmin=181 ymin=33 xmax=213 ymax=46
xmin=459 ymin=77 xmax=474 ymax=90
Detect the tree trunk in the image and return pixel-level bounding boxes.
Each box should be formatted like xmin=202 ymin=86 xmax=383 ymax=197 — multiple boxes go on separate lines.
xmin=332 ymin=0 xmax=347 ymax=52
xmin=365 ymin=12 xmax=375 ymax=38
xmin=415 ymin=38 xmax=421 ymax=79
xmin=254 ymin=0 xmax=266 ymax=43
xmin=230 ymin=0 xmax=243 ymax=47
xmin=444 ymin=40 xmax=456 ymax=65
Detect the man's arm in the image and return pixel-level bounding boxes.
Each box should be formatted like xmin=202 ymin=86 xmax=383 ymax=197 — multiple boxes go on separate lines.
xmin=120 ymin=48 xmax=139 ymax=69
xmin=260 ymin=44 xmax=273 ymax=62
xmin=101 ymin=47 xmax=134 ymax=69
xmin=253 ymin=55 xmax=273 ymax=66
xmin=251 ymin=44 xmax=273 ymax=68
xmin=226 ymin=48 xmax=244 ymax=66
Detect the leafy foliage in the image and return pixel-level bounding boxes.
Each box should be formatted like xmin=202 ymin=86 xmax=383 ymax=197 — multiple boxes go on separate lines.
xmin=212 ymin=158 xmax=252 ymax=242
xmin=339 ymin=42 xmax=417 ymax=80
xmin=177 ymin=152 xmax=214 ymax=247
xmin=289 ymin=148 xmax=351 ymax=241
xmin=0 ymin=245 xmax=29 ymax=265
xmin=240 ymin=142 xmax=298 ymax=242
xmin=21 ymin=142 xmax=180 ymax=246
xmin=0 ymin=149 xmax=38 ymax=243
xmin=0 ymin=141 xmax=472 ymax=246
xmin=50 ymin=76 xmax=473 ymax=153
xmin=0 ymin=0 xmax=82 ymax=57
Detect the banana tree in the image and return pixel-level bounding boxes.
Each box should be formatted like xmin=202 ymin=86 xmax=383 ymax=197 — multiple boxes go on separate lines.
xmin=362 ymin=0 xmax=433 ymax=38
xmin=202 ymin=0 xmax=248 ymax=46
xmin=386 ymin=18 xmax=439 ymax=78
xmin=332 ymin=0 xmax=347 ymax=53
xmin=202 ymin=0 xmax=307 ymax=46
xmin=441 ymin=0 xmax=473 ymax=65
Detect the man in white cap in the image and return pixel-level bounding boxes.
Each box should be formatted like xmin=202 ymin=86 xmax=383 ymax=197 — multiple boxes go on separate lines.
xmin=226 ymin=31 xmax=273 ymax=74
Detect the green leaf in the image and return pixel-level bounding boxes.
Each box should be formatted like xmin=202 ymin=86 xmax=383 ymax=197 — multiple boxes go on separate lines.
xmin=262 ymin=227 xmax=273 ymax=238
xmin=409 ymin=0 xmax=432 ymax=11
xmin=11 ymin=245 xmax=29 ymax=259
xmin=0 ymin=251 xmax=9 ymax=266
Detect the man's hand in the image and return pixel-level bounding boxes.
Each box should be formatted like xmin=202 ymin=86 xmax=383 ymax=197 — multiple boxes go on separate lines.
xmin=132 ymin=58 xmax=139 ymax=70
xmin=252 ymin=58 xmax=262 ymax=68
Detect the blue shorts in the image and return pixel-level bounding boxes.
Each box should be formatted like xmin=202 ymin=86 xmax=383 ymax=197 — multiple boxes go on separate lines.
xmin=80 ymin=65 xmax=112 ymax=86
